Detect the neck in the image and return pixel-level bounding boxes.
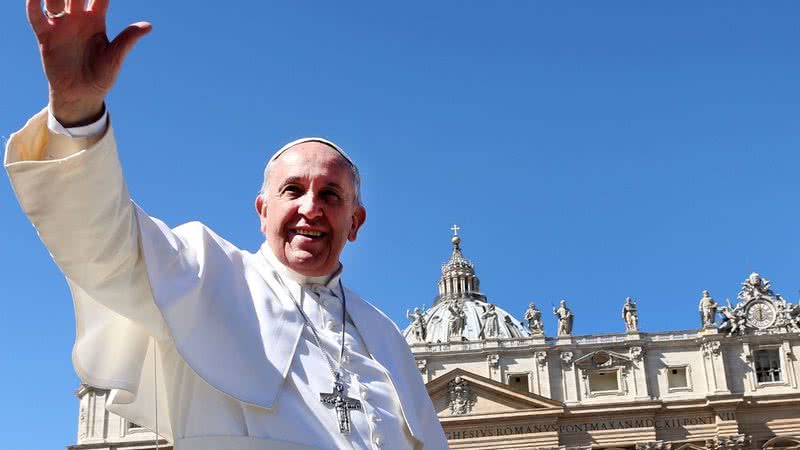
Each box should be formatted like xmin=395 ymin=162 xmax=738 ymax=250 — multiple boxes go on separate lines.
xmin=260 ymin=243 xmax=340 ymax=286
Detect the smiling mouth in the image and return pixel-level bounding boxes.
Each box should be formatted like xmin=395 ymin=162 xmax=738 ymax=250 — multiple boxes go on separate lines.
xmin=293 ymin=229 xmax=326 ymax=238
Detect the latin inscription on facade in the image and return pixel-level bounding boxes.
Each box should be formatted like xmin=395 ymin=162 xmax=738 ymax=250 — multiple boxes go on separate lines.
xmin=445 ymin=413 xmax=735 ymax=440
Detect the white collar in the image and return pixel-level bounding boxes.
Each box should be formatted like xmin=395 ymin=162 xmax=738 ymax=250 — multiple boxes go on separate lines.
xmin=259 ymin=242 xmax=343 ymax=290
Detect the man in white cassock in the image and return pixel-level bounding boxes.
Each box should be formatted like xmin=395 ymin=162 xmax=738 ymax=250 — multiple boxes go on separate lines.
xmin=6 ymin=1 xmax=449 ymax=449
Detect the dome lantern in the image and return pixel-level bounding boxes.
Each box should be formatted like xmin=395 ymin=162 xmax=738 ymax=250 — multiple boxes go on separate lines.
xmin=404 ymin=226 xmax=529 ymax=344
xmin=438 ymin=224 xmax=481 ymax=301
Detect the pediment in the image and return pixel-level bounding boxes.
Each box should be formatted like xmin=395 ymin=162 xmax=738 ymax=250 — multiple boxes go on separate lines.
xmin=574 ymin=350 xmax=632 ymax=369
xmin=426 ymin=368 xmax=563 ymax=418
xmin=673 ymin=444 xmax=706 ymax=450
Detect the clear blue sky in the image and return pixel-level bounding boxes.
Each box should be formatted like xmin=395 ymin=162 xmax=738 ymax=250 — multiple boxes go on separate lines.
xmin=2 ymin=2 xmax=799 ymax=448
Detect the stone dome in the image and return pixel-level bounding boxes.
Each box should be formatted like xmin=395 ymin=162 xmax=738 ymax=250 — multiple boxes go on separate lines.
xmin=403 ymin=226 xmax=529 ymax=344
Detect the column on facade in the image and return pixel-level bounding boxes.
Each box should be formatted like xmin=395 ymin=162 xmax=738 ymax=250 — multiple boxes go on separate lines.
xmin=783 ymin=340 xmax=798 ymax=389
xmin=487 ymin=354 xmax=502 ymax=383
xmin=76 ymin=386 xmax=110 ymax=445
xmin=629 ymin=346 xmax=650 ymax=400
xmin=532 ymin=350 xmax=552 ymax=398
xmin=701 ymin=339 xmax=730 ymax=394
xmin=559 ymin=351 xmax=579 ymax=403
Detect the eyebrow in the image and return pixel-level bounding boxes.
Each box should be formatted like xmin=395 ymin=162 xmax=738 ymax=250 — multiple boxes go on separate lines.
xmin=279 ymin=177 xmax=345 ymax=191
xmin=324 ymin=182 xmax=345 ymax=191
xmin=279 ymin=176 xmax=304 ymax=187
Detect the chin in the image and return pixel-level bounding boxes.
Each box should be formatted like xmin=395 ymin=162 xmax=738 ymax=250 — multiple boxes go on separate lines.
xmin=287 ymin=254 xmax=330 ymax=276
xmin=291 ymin=264 xmax=333 ymax=277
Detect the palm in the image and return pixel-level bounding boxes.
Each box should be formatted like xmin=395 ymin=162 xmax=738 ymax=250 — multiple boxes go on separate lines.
xmin=27 ymin=0 xmax=151 ymax=125
xmin=41 ymin=15 xmax=116 ymax=100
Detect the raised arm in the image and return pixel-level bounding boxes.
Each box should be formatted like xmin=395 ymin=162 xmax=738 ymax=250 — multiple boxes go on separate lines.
xmin=27 ymin=0 xmax=151 ymax=126
xmin=5 ymin=0 xmax=161 ymax=337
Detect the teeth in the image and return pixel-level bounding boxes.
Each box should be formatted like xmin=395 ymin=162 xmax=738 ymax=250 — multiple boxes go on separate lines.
xmin=296 ymin=230 xmax=323 ymax=237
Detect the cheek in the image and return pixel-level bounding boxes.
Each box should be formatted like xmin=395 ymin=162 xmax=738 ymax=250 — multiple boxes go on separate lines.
xmin=265 ymin=204 xmax=293 ymax=231
xmin=336 ymin=215 xmax=354 ymax=238
xmin=263 ymin=217 xmax=283 ymax=240
xmin=258 ymin=209 xmax=269 ymax=233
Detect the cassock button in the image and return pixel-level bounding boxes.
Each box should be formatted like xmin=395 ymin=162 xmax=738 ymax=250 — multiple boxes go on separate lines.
xmin=370 ymin=413 xmax=381 ymax=423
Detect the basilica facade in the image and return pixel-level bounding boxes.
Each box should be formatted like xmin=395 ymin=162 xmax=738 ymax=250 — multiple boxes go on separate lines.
xmin=402 ymin=230 xmax=800 ymax=450
xmin=69 ymin=231 xmax=800 ymax=450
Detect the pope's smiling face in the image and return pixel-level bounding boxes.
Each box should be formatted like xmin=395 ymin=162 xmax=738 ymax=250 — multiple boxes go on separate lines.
xmin=255 ymin=142 xmax=366 ymax=277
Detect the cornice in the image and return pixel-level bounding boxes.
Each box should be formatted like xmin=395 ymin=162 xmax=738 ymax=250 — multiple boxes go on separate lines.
xmin=410 ymin=329 xmax=800 ymax=358
xmin=67 ymin=439 xmax=170 ymax=450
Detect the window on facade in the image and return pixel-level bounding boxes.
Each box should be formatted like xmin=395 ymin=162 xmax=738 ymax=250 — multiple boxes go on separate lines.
xmin=667 ymin=367 xmax=689 ymax=389
xmin=589 ymin=370 xmax=619 ymax=392
xmin=507 ymin=374 xmax=529 ymax=393
xmin=755 ymin=349 xmax=782 ymax=383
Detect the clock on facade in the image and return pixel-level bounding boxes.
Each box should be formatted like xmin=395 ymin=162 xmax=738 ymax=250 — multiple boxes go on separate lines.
xmin=746 ymin=301 xmax=777 ymax=329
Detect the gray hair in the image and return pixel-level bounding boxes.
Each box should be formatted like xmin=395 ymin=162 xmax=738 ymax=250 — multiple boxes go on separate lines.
xmin=259 ymin=137 xmax=362 ymax=206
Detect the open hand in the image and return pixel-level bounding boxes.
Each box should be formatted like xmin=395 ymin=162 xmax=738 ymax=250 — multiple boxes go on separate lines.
xmin=27 ymin=0 xmax=152 ymax=126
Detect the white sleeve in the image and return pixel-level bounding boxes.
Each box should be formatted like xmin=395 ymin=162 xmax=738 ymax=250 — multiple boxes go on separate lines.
xmin=5 ymin=110 xmax=276 ymax=431
xmin=5 ymin=108 xmax=169 ymax=396
xmin=47 ymin=105 xmax=109 ymax=137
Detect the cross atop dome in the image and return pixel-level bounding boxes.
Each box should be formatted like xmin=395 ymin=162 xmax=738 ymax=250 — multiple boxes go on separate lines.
xmin=451 ymin=224 xmax=460 ymax=236
xmin=451 ymin=224 xmax=461 ymax=248
xmin=443 ymin=226 xmax=471 ymax=272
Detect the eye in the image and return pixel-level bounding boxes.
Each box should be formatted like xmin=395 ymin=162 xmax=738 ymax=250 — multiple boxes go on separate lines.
xmin=281 ymin=184 xmax=304 ymax=197
xmin=321 ymin=189 xmax=341 ymax=201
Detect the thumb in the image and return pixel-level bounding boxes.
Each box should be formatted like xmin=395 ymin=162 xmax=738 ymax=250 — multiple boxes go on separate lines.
xmin=109 ymin=21 xmax=153 ymax=66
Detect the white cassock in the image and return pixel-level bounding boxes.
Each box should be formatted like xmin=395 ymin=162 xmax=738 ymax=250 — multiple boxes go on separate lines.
xmin=5 ymin=109 xmax=449 ymax=450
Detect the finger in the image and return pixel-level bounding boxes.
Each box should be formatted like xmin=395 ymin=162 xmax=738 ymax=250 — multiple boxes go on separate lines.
xmin=26 ymin=0 xmax=50 ymax=34
xmin=108 ymin=21 xmax=152 ymax=65
xmin=70 ymin=0 xmax=88 ymax=12
xmin=44 ymin=0 xmax=66 ymax=14
xmin=88 ymin=0 xmax=107 ymax=16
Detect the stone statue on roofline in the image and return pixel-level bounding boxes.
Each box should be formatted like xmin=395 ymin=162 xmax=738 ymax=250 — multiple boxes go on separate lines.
xmin=448 ymin=299 xmax=467 ymax=341
xmin=480 ymin=304 xmax=500 ymax=339
xmin=719 ymin=299 xmax=745 ymax=336
xmin=622 ymin=297 xmax=639 ymax=332
xmin=699 ymin=290 xmax=718 ymax=328
xmin=785 ymin=303 xmax=800 ymax=332
xmin=406 ymin=307 xmax=427 ymax=343
xmin=524 ymin=303 xmax=544 ymax=335
xmin=553 ymin=299 xmax=574 ymax=336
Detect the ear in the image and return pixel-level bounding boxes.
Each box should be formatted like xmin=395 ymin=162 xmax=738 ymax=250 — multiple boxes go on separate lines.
xmin=347 ymin=205 xmax=367 ymax=242
xmin=255 ymin=194 xmax=268 ymax=233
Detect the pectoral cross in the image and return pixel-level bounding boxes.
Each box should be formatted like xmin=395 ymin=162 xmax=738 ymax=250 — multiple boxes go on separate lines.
xmin=320 ymin=375 xmax=362 ymax=434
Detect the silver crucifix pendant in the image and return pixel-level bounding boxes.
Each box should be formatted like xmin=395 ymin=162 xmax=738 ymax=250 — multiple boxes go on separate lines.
xmin=320 ymin=374 xmax=362 ymax=434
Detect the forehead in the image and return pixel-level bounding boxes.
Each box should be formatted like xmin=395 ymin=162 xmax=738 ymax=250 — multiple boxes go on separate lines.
xmin=269 ymin=142 xmax=352 ymax=182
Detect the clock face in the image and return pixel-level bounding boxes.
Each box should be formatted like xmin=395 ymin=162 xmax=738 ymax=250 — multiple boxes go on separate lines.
xmin=746 ymin=301 xmax=776 ymax=329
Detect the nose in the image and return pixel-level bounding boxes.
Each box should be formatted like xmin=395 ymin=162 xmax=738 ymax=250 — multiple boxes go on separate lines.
xmin=297 ymin=192 xmax=323 ymax=219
